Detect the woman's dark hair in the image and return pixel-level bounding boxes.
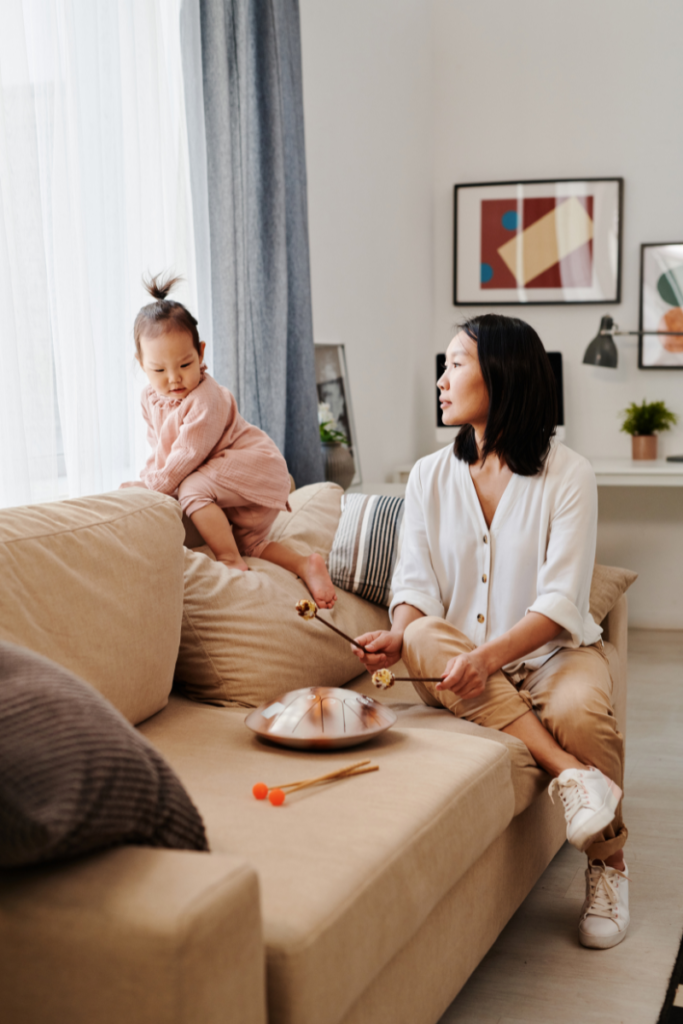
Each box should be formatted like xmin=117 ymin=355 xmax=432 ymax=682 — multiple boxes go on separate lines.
xmin=133 ymin=273 xmax=201 ymax=361
xmin=452 ymin=313 xmax=557 ymax=476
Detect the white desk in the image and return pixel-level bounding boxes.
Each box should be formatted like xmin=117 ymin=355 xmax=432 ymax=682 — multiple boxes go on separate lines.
xmin=590 ymin=459 xmax=683 ymax=487
xmin=349 ymin=459 xmax=683 ymax=497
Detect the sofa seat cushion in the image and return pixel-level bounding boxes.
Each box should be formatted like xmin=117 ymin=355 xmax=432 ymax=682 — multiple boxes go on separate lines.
xmin=348 ymin=675 xmax=545 ymax=816
xmin=139 ymin=695 xmax=516 ymax=1024
xmin=0 ymin=490 xmax=185 ymax=725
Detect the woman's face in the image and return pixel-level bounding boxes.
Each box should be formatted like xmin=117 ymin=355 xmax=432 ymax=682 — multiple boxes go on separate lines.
xmin=437 ymin=331 xmax=490 ymax=430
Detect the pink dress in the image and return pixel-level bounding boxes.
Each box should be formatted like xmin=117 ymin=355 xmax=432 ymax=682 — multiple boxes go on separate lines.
xmin=140 ymin=369 xmax=291 ymax=557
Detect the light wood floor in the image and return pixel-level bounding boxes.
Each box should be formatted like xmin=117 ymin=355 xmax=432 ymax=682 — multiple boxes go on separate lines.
xmin=438 ymin=629 xmax=683 ymax=1024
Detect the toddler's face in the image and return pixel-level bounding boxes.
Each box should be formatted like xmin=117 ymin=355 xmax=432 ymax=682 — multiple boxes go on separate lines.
xmin=139 ymin=328 xmax=205 ymax=399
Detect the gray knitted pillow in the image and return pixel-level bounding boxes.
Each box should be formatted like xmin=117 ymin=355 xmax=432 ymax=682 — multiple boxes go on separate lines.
xmin=0 ymin=642 xmax=208 ymax=867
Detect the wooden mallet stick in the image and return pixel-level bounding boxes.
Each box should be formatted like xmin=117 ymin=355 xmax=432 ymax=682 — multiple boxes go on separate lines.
xmin=273 ymin=760 xmax=371 ymax=790
xmin=393 ymin=676 xmax=443 ymax=682
xmin=282 ymin=765 xmax=379 ymax=795
xmin=295 ymin=599 xmax=371 ymax=653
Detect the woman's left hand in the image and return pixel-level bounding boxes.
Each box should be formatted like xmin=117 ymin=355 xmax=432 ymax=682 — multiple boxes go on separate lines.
xmin=436 ymin=650 xmax=490 ymax=700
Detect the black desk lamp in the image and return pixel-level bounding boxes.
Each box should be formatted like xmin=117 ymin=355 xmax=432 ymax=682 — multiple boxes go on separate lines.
xmin=583 ymin=314 xmax=683 ymax=368
xmin=583 ymin=315 xmax=683 ymax=462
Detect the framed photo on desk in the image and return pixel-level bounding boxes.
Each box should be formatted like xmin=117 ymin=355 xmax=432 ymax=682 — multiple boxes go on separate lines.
xmin=314 ymin=342 xmax=362 ymax=486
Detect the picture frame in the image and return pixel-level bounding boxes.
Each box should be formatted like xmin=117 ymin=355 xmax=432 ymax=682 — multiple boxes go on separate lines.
xmin=314 ymin=342 xmax=362 ymax=485
xmin=639 ymin=242 xmax=683 ymax=369
xmin=453 ymin=177 xmax=623 ymax=305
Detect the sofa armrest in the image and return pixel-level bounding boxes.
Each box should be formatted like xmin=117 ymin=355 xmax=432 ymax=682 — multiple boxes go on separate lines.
xmin=0 ymin=847 xmax=266 ymax=1024
xmin=601 ymin=594 xmax=628 ymax=737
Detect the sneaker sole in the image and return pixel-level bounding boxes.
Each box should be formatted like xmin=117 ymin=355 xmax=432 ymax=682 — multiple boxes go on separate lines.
xmin=568 ymin=782 xmax=622 ymax=852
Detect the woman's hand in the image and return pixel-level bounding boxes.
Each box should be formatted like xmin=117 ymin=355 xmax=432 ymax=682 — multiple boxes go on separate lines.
xmin=436 ymin=649 xmax=490 ymax=700
xmin=351 ymin=630 xmax=404 ymax=670
xmin=119 ymin=480 xmax=147 ymax=489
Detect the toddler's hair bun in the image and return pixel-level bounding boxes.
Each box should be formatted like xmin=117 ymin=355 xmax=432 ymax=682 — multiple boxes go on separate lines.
xmin=143 ymin=272 xmax=183 ymax=302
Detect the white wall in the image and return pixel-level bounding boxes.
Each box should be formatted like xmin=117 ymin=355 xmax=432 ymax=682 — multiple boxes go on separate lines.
xmin=432 ymin=0 xmax=683 ymax=627
xmin=301 ymin=0 xmax=683 ymax=627
xmin=300 ymin=0 xmax=435 ymax=483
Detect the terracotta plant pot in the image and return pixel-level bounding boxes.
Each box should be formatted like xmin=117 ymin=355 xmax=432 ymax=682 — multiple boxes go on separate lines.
xmin=631 ymin=435 xmax=657 ymax=460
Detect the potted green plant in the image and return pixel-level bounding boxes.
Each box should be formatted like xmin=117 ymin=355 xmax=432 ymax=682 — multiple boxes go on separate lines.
xmin=318 ymin=402 xmax=355 ymax=489
xmin=620 ymin=399 xmax=678 ymax=460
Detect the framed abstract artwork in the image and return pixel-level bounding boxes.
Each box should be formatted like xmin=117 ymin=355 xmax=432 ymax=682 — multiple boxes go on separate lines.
xmin=639 ymin=242 xmax=683 ymax=368
xmin=453 ymin=178 xmax=623 ymax=305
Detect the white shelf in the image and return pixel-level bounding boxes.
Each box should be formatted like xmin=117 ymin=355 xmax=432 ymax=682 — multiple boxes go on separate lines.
xmin=590 ymin=458 xmax=683 ymax=487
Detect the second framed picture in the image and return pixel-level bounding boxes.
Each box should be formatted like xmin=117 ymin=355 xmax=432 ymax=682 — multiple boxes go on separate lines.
xmin=639 ymin=242 xmax=683 ymax=368
xmin=454 ymin=178 xmax=623 ymax=305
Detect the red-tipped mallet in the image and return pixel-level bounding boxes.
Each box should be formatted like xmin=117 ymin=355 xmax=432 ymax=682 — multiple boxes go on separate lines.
xmin=252 ymin=760 xmax=378 ymax=805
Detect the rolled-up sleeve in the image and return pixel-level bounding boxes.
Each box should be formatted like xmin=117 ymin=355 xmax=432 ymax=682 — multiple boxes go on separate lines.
xmin=389 ymin=464 xmax=445 ymax=621
xmin=527 ymin=457 xmax=600 ymax=646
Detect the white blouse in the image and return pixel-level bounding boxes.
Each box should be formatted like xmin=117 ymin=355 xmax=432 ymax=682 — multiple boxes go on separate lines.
xmin=390 ymin=440 xmax=602 ymax=675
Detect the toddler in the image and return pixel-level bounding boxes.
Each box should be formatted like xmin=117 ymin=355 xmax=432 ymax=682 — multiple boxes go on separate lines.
xmin=122 ymin=274 xmax=336 ymax=608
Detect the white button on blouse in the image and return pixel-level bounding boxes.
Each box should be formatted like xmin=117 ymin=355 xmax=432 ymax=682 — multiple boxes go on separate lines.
xmin=389 ymin=440 xmax=602 ymax=674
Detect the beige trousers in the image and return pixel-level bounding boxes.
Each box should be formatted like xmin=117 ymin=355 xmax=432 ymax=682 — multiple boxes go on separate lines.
xmin=402 ymin=616 xmax=627 ymax=861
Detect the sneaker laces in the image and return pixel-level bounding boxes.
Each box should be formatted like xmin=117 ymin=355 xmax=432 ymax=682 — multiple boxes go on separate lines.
xmin=582 ymin=863 xmax=628 ymax=922
xmin=548 ymin=775 xmax=589 ymax=818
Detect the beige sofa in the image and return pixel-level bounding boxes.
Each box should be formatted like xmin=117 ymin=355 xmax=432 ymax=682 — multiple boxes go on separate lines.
xmin=0 ymin=487 xmax=628 ymax=1024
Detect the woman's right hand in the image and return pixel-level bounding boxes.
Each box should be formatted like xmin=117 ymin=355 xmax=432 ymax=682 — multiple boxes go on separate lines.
xmin=351 ymin=630 xmax=404 ymax=670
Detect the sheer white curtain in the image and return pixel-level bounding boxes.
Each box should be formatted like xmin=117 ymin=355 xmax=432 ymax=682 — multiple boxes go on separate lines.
xmin=0 ymin=0 xmax=200 ymax=507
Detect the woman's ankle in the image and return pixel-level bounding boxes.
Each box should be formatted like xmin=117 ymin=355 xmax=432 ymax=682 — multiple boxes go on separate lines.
xmin=602 ymin=850 xmax=626 ymax=871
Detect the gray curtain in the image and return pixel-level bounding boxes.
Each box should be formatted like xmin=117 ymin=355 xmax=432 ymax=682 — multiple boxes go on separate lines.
xmin=198 ymin=0 xmax=323 ymax=486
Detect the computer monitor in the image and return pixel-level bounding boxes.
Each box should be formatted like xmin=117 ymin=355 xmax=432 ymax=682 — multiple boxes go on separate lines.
xmin=435 ymin=351 xmax=564 ymax=442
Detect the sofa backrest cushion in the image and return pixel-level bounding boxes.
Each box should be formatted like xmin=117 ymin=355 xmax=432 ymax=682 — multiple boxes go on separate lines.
xmin=0 ymin=490 xmax=185 ymax=724
xmin=0 ymin=641 xmax=208 ymax=867
xmin=589 ymin=563 xmax=638 ymax=624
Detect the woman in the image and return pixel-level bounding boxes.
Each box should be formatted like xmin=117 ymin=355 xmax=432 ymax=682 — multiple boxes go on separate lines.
xmin=353 ymin=314 xmax=629 ymax=949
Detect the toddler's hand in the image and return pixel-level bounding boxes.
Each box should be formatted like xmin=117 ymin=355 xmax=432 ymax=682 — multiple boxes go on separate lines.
xmin=119 ymin=481 xmax=147 ymax=489
xmin=352 ymin=630 xmax=404 ymax=670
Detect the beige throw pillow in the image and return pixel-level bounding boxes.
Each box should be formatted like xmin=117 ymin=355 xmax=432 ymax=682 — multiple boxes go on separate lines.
xmin=589 ymin=563 xmax=638 ymax=624
xmin=176 ymin=481 xmax=387 ymax=706
xmin=176 ymin=551 xmax=388 ymax=707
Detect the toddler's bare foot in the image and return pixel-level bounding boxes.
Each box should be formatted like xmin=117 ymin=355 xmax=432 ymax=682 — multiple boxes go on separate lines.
xmin=217 ymin=554 xmax=249 ymax=572
xmin=300 ymin=553 xmax=336 ymax=608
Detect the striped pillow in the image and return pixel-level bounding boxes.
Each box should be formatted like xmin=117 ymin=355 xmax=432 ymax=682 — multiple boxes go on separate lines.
xmin=328 ymin=494 xmax=405 ymax=606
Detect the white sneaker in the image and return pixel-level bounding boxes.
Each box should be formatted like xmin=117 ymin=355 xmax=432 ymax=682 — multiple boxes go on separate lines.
xmin=548 ymin=767 xmax=622 ymax=851
xmin=579 ymin=860 xmax=630 ymax=949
